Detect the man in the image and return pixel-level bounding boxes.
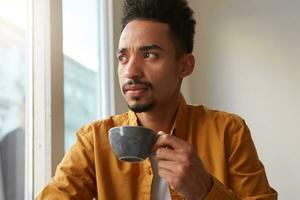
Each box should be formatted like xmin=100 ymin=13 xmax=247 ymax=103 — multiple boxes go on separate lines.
xmin=37 ymin=0 xmax=277 ymax=199
xmin=0 ymin=128 xmax=25 ymax=200
xmin=0 ymin=103 xmax=25 ymax=200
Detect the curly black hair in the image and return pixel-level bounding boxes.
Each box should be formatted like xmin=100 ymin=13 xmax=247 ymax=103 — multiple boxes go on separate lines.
xmin=121 ymin=0 xmax=196 ymax=54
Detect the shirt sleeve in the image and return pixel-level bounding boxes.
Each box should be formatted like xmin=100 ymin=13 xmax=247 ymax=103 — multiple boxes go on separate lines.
xmin=206 ymin=119 xmax=277 ymax=200
xmin=36 ymin=127 xmax=97 ymax=200
xmin=205 ymin=176 xmax=239 ymax=200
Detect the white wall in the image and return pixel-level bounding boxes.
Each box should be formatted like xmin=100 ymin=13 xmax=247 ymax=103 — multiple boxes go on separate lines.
xmin=185 ymin=0 xmax=300 ymax=199
xmin=113 ymin=0 xmax=128 ymax=114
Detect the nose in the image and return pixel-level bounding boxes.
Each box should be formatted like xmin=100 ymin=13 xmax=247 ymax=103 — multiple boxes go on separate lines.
xmin=123 ymin=55 xmax=144 ymax=79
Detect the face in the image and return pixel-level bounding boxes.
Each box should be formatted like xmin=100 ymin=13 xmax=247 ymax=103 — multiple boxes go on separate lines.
xmin=117 ymin=20 xmax=192 ymax=113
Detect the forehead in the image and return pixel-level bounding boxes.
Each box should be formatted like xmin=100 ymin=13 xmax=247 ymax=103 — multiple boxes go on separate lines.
xmin=119 ymin=20 xmax=176 ymax=50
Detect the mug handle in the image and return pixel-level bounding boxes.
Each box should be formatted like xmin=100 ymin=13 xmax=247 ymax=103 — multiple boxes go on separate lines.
xmin=149 ymin=133 xmax=162 ymax=157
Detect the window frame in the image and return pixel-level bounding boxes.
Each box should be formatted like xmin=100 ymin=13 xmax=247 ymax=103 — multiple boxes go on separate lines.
xmin=27 ymin=0 xmax=64 ymax=198
xmin=27 ymin=0 xmax=116 ymax=198
xmin=97 ymin=0 xmax=116 ymax=118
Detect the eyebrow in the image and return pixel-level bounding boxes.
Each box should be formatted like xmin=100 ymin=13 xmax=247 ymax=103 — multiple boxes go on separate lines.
xmin=139 ymin=44 xmax=163 ymax=51
xmin=118 ymin=48 xmax=127 ymax=54
xmin=117 ymin=44 xmax=163 ymax=54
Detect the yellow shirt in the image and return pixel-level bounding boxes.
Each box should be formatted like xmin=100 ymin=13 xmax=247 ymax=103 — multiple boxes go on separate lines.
xmin=37 ymin=96 xmax=277 ymax=200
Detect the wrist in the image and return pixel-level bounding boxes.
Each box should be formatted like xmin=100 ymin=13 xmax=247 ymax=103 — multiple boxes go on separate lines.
xmin=206 ymin=175 xmax=214 ymax=195
xmin=198 ymin=174 xmax=214 ymax=200
xmin=187 ymin=175 xmax=214 ymax=200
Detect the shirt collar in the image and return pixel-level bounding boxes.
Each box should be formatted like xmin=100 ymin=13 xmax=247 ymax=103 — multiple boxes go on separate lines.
xmin=170 ymin=93 xmax=189 ymax=139
xmin=128 ymin=108 xmax=139 ymax=126
xmin=127 ymin=94 xmax=189 ymax=139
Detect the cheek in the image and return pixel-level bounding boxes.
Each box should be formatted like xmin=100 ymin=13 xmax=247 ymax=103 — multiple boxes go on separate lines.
xmin=118 ymin=66 xmax=124 ymax=81
xmin=117 ymin=67 xmax=124 ymax=89
xmin=117 ymin=65 xmax=122 ymax=76
xmin=159 ymin=64 xmax=181 ymax=84
xmin=153 ymin=70 xmax=180 ymax=92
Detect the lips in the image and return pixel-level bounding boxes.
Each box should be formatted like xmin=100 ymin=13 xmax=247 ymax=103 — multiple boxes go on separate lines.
xmin=124 ymin=84 xmax=149 ymax=92
xmin=122 ymin=79 xmax=153 ymax=97
xmin=123 ymin=84 xmax=150 ymax=98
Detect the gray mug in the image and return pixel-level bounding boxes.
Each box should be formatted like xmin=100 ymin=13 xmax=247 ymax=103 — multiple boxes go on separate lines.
xmin=108 ymin=126 xmax=156 ymax=162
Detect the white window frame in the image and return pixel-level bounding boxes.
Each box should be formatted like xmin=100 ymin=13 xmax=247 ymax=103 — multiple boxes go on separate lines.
xmin=25 ymin=1 xmax=33 ymax=199
xmin=27 ymin=0 xmax=64 ymax=198
xmin=97 ymin=0 xmax=116 ymax=118
xmin=26 ymin=0 xmax=116 ymax=198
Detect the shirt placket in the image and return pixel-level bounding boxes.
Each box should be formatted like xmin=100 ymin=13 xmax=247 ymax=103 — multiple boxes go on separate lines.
xmin=140 ymin=158 xmax=153 ymax=200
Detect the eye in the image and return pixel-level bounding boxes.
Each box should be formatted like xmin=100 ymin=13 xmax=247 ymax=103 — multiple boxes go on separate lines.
xmin=144 ymin=52 xmax=158 ymax=59
xmin=117 ymin=54 xmax=128 ymax=63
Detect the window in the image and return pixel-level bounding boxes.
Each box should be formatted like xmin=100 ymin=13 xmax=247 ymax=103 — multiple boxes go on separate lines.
xmin=63 ymin=0 xmax=99 ymax=150
xmin=0 ymin=0 xmax=28 ymax=198
xmin=63 ymin=0 xmax=115 ymax=151
xmin=0 ymin=0 xmax=116 ymax=197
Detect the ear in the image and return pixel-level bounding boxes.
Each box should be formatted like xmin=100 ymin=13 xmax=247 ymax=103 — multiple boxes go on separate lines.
xmin=179 ymin=53 xmax=195 ymax=78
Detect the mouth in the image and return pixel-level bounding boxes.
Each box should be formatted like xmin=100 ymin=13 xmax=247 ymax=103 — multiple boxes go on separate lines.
xmin=124 ymin=84 xmax=149 ymax=97
xmin=122 ymin=78 xmax=153 ymax=99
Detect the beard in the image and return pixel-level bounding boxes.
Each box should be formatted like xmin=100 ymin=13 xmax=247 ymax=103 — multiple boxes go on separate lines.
xmin=127 ymin=97 xmax=155 ymax=113
xmin=122 ymin=78 xmax=155 ymax=113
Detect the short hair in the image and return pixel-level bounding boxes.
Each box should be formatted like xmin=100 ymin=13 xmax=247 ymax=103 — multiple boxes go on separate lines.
xmin=121 ymin=0 xmax=196 ymax=54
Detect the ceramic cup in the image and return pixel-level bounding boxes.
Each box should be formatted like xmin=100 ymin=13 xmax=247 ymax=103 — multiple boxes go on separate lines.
xmin=108 ymin=126 xmax=156 ymax=162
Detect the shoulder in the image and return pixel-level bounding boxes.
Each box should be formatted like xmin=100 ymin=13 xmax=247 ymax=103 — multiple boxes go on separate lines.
xmin=187 ymin=105 xmax=251 ymax=150
xmin=187 ymin=104 xmax=248 ymax=140
xmin=205 ymin=106 xmax=243 ymax=127
xmin=0 ymin=128 xmax=24 ymax=149
xmin=188 ymin=104 xmax=244 ymax=125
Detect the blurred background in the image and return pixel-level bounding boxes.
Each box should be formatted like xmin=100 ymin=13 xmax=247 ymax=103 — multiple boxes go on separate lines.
xmin=0 ymin=0 xmax=26 ymax=199
xmin=0 ymin=0 xmax=299 ymax=199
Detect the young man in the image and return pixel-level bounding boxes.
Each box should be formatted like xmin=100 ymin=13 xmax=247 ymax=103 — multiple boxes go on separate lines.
xmin=37 ymin=0 xmax=277 ymax=199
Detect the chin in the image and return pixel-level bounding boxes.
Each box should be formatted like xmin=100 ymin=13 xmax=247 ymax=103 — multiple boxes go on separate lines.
xmin=127 ymin=100 xmax=155 ymax=113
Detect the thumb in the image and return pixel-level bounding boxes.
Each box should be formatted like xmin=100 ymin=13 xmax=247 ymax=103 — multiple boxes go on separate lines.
xmin=152 ymin=131 xmax=168 ymax=151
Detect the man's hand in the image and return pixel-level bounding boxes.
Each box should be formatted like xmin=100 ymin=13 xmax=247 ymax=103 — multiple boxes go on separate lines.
xmin=153 ymin=131 xmax=213 ymax=200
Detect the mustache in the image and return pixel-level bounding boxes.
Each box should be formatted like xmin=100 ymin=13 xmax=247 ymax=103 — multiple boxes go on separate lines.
xmin=122 ymin=78 xmax=153 ymax=92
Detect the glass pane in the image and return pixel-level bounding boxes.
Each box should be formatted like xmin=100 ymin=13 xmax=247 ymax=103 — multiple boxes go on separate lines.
xmin=63 ymin=0 xmax=99 ymax=151
xmin=0 ymin=0 xmax=28 ymax=199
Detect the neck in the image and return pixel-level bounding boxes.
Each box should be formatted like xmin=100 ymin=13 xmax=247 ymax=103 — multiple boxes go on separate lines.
xmin=136 ymin=94 xmax=180 ymax=133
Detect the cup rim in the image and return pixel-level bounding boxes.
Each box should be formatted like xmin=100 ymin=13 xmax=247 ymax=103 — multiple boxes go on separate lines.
xmin=109 ymin=126 xmax=155 ymax=134
xmin=119 ymin=156 xmax=144 ymax=163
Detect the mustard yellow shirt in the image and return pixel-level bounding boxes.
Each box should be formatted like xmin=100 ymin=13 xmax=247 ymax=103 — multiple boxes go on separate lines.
xmin=37 ymin=96 xmax=277 ymax=200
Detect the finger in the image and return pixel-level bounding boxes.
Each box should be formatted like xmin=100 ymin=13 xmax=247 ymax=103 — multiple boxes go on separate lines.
xmin=157 ymin=159 xmax=178 ymax=173
xmin=157 ymin=131 xmax=167 ymax=136
xmin=157 ymin=167 xmax=179 ymax=191
xmin=156 ymin=147 xmax=178 ymax=162
xmin=152 ymin=131 xmax=167 ymax=151
xmin=157 ymin=165 xmax=175 ymax=181
xmin=154 ymin=132 xmax=186 ymax=150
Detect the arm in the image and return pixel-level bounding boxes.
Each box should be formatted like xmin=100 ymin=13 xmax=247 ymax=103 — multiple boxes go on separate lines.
xmin=221 ymin=119 xmax=277 ymax=199
xmin=154 ymin=119 xmax=277 ymax=200
xmin=36 ymin=128 xmax=97 ymax=200
xmin=154 ymin=132 xmax=215 ymax=200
